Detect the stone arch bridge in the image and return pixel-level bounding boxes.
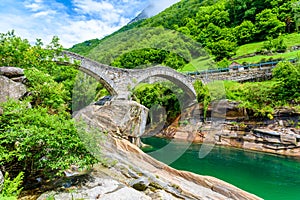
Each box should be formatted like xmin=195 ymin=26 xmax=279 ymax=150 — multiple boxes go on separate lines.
xmin=60 ymin=51 xmax=197 ymax=103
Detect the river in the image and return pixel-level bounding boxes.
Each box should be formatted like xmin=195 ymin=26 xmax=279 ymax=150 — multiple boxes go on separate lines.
xmin=142 ymin=137 xmax=300 ymax=200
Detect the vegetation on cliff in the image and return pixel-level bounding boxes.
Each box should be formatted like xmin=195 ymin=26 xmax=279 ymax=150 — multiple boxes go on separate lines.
xmin=224 ymin=61 xmax=300 ymax=118
xmin=0 ymin=31 xmax=98 ymax=198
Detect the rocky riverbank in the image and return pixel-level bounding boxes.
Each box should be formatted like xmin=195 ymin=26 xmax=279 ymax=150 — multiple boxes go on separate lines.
xmin=161 ymin=100 xmax=300 ymax=157
xmin=0 ymin=68 xmax=264 ymax=199
xmin=33 ymin=103 xmax=261 ymax=200
xmin=36 ymin=128 xmax=261 ymax=200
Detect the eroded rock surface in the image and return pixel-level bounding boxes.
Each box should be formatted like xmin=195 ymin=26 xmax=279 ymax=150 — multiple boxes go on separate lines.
xmin=74 ymin=100 xmax=148 ymax=146
xmin=0 ymin=67 xmax=27 ymax=104
xmin=37 ymin=101 xmax=262 ymax=200
xmin=0 ymin=75 xmax=27 ymax=103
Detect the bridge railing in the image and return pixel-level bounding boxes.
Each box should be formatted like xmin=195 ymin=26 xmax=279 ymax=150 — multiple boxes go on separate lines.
xmin=186 ymin=58 xmax=298 ymax=76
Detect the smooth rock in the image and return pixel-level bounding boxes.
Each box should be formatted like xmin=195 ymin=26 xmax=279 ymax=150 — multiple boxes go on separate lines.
xmin=74 ymin=100 xmax=148 ymax=145
xmin=100 ymin=187 xmax=151 ymax=200
xmin=0 ymin=75 xmax=27 ymax=103
xmin=150 ymin=190 xmax=180 ymax=200
xmin=0 ymin=67 xmax=24 ymax=78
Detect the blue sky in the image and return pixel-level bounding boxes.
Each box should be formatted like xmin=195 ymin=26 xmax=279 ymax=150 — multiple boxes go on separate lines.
xmin=0 ymin=0 xmax=179 ymax=48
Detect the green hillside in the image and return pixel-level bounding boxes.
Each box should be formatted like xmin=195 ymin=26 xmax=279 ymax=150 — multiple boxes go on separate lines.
xmin=69 ymin=0 xmax=300 ymax=70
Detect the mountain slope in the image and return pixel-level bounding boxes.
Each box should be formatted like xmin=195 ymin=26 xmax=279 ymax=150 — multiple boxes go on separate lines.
xmin=69 ymin=0 xmax=299 ymax=68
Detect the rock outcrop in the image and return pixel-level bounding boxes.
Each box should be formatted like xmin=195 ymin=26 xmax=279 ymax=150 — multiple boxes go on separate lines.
xmin=37 ymin=134 xmax=262 ymax=200
xmin=0 ymin=67 xmax=27 ymax=103
xmin=36 ymin=103 xmax=261 ymax=200
xmin=74 ymin=100 xmax=148 ymax=146
xmin=0 ymin=67 xmax=24 ymax=78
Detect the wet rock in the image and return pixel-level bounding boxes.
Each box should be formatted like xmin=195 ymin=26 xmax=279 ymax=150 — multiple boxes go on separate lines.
xmin=131 ymin=177 xmax=150 ymax=191
xmin=0 ymin=67 xmax=24 ymax=78
xmin=0 ymin=75 xmax=27 ymax=103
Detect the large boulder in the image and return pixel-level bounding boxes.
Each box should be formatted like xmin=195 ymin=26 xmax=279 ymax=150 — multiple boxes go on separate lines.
xmin=0 ymin=75 xmax=27 ymax=103
xmin=74 ymin=100 xmax=148 ymax=145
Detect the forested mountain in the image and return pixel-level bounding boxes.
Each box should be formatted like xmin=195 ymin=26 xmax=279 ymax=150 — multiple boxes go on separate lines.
xmin=0 ymin=1 xmax=299 ymax=198
xmin=69 ymin=0 xmax=300 ymax=66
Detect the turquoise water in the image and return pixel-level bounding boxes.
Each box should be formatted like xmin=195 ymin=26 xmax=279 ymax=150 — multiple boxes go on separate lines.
xmin=142 ymin=137 xmax=300 ymax=200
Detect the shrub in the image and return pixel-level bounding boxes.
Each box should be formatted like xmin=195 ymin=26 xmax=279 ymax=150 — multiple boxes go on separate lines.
xmin=0 ymin=100 xmax=98 ymax=183
xmin=0 ymin=172 xmax=23 ymax=199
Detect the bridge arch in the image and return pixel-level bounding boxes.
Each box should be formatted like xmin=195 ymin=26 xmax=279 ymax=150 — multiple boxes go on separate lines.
xmin=130 ymin=66 xmax=197 ymax=102
xmin=60 ymin=51 xmax=197 ymax=102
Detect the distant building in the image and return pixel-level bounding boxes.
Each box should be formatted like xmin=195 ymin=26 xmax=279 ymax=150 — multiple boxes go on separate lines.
xmin=229 ymin=62 xmax=242 ymax=72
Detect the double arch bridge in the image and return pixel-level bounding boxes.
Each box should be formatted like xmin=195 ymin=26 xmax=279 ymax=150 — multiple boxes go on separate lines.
xmin=60 ymin=51 xmax=197 ymax=103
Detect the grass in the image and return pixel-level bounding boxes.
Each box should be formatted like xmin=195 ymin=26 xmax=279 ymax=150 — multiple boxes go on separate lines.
xmin=235 ymin=33 xmax=300 ymax=59
xmin=235 ymin=42 xmax=264 ymax=58
xmin=179 ymin=56 xmax=215 ymax=72
xmin=179 ymin=33 xmax=300 ymax=72
xmin=236 ymin=50 xmax=300 ymax=64
xmin=284 ymin=33 xmax=300 ymax=47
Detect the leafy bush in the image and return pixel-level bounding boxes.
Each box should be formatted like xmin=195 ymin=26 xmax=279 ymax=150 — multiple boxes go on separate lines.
xmin=0 ymin=100 xmax=98 ymax=182
xmin=0 ymin=172 xmax=23 ymax=199
xmin=224 ymin=81 xmax=277 ymax=118
xmin=272 ymin=61 xmax=300 ymax=101
xmin=133 ymin=82 xmax=183 ymax=124
xmin=24 ymin=68 xmax=70 ymax=113
xmin=261 ymin=36 xmax=287 ymax=52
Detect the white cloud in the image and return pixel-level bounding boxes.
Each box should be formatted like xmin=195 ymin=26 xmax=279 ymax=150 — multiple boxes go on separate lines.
xmin=0 ymin=0 xmax=179 ymax=48
xmin=24 ymin=3 xmax=41 ymax=11
xmin=145 ymin=0 xmax=180 ymax=17
xmin=73 ymin=0 xmax=116 ymax=14
xmin=33 ymin=10 xmax=57 ymax=18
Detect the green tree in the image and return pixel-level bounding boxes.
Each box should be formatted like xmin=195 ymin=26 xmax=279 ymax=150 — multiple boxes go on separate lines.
xmin=133 ymin=82 xmax=183 ymax=124
xmin=207 ymin=40 xmax=237 ymax=61
xmin=193 ymin=80 xmax=211 ymax=119
xmin=111 ymin=48 xmax=187 ymax=70
xmin=234 ymin=20 xmax=257 ymax=44
xmin=255 ymin=9 xmax=286 ymax=40
xmin=272 ymin=61 xmax=300 ymax=100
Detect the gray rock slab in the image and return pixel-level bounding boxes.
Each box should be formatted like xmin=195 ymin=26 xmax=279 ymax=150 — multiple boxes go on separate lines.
xmin=0 ymin=67 xmax=24 ymax=78
xmin=0 ymin=75 xmax=26 ymax=103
